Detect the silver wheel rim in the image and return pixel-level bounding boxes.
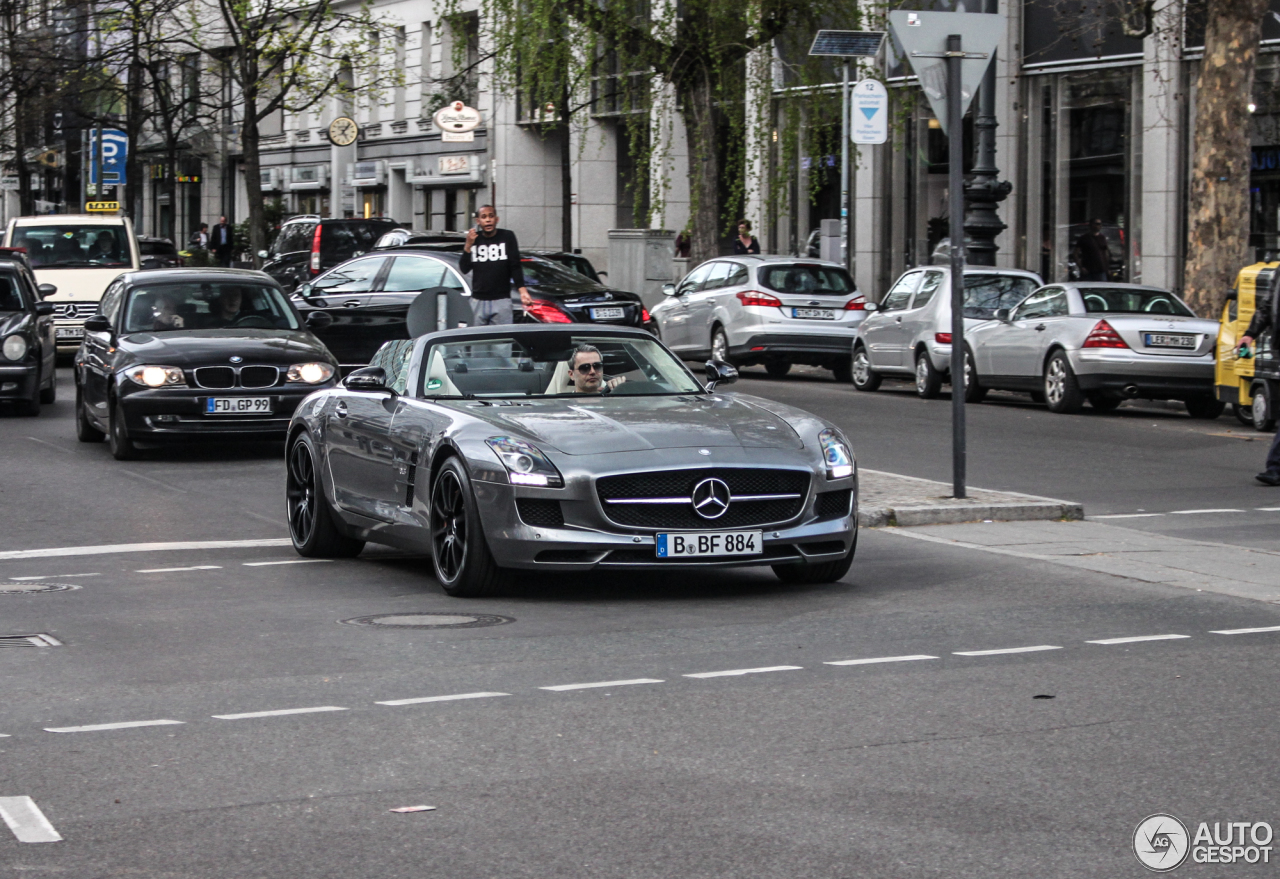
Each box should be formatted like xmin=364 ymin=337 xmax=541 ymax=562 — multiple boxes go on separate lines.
xmin=853 ymin=351 xmax=870 ymax=384
xmin=963 ymin=353 xmax=973 ymax=391
xmin=712 ymin=331 xmax=727 ymax=362
xmin=1256 ymin=392 xmax=1268 ymax=426
xmin=915 ymin=356 xmax=929 ymax=392
xmin=1045 ymin=359 xmax=1066 ymax=405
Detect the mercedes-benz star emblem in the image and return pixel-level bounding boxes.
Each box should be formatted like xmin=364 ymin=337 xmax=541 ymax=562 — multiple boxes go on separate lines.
xmin=691 ymin=477 xmax=731 ymax=520
xmin=229 ymin=356 xmax=243 ymax=363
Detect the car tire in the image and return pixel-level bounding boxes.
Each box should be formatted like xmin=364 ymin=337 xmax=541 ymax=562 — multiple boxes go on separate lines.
xmin=429 ymin=456 xmax=512 ymax=598
xmin=1185 ymin=396 xmax=1226 ymax=420
xmin=851 ymin=346 xmax=881 ymax=392
xmin=914 ymin=350 xmax=943 ymax=399
xmin=1043 ymin=351 xmax=1084 ymax=414
xmin=772 ymin=531 xmax=857 ymax=584
xmin=710 ymin=326 xmax=731 ymax=364
xmin=1087 ymin=392 xmax=1123 ymax=413
xmin=1252 ymin=384 xmax=1276 ymax=431
xmin=831 ymin=358 xmax=852 ymax=383
xmin=1234 ymin=403 xmax=1255 ymax=426
xmin=962 ymin=348 xmax=987 ymax=403
xmin=39 ymin=369 xmax=56 ymax=404
xmin=75 ymin=382 xmax=105 ymax=442
xmin=287 ymin=431 xmax=365 ymax=558
xmin=765 ymin=360 xmax=791 ymax=378
xmin=108 ymin=397 xmax=138 ymax=460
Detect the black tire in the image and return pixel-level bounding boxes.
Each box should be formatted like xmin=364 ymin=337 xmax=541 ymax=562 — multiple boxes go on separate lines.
xmin=851 ymin=346 xmax=881 ymax=391
xmin=914 ymin=349 xmax=943 ymax=399
xmin=1185 ymin=396 xmax=1226 ymax=420
xmin=831 ymin=358 xmax=852 ymax=383
xmin=772 ymin=530 xmax=857 ymax=584
xmin=1087 ymin=392 xmax=1123 ymax=413
xmin=1252 ymin=384 xmax=1276 ymax=431
xmin=75 ymin=382 xmax=105 ymax=442
xmin=962 ymin=348 xmax=987 ymax=403
xmin=710 ymin=326 xmax=731 ymax=364
xmin=108 ymin=397 xmax=138 ymax=460
xmin=39 ymin=369 xmax=56 ymax=404
xmin=1043 ymin=351 xmax=1084 ymax=414
xmin=765 ymin=360 xmax=791 ymax=378
xmin=1029 ymin=391 xmax=1046 ymax=404
xmin=429 ymin=456 xmax=512 ymax=597
xmin=287 ymin=432 xmax=365 ymax=558
xmin=1234 ymin=403 xmax=1254 ymax=426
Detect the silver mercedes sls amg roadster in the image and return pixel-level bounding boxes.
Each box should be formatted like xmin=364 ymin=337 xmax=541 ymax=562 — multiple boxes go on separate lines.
xmin=284 ymin=325 xmax=857 ymax=596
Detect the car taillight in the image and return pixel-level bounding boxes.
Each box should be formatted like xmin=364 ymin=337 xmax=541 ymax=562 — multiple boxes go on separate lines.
xmin=736 ymin=290 xmax=782 ymax=308
xmin=642 ymin=307 xmax=650 ymax=322
xmin=844 ymin=295 xmax=866 ymax=310
xmin=935 ymin=332 xmax=952 ymax=344
xmin=524 ymin=299 xmax=572 ymax=323
xmin=309 ymin=225 xmax=322 ymax=273
xmin=1082 ymin=319 xmax=1129 ymax=349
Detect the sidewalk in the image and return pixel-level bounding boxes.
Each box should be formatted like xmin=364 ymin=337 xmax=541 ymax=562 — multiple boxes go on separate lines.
xmin=859 ymin=469 xmax=1083 ymax=528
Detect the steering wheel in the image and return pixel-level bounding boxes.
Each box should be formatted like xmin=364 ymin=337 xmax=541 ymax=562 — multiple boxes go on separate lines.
xmin=232 ymin=315 xmax=274 ymax=329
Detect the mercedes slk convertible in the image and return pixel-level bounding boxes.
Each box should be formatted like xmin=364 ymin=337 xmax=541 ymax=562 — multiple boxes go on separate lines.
xmin=285 ymin=325 xmax=858 ymax=596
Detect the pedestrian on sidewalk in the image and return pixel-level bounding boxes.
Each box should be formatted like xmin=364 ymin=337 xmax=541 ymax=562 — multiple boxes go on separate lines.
xmin=1073 ymin=219 xmax=1110 ymax=282
xmin=211 ymin=216 xmax=234 ymax=267
xmin=1239 ymin=296 xmax=1280 ymax=485
xmin=189 ymin=223 xmax=209 ymax=250
xmin=459 ymin=205 xmax=531 ymax=325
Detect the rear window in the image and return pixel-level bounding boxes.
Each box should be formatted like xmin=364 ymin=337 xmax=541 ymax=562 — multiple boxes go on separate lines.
xmin=963 ymin=274 xmax=1041 ymax=318
xmin=139 ymin=240 xmax=177 ymax=256
xmin=520 ymin=258 xmax=597 ymax=288
xmin=275 ymin=222 xmax=316 ymax=255
xmin=1080 ymin=287 xmax=1194 ymax=317
xmin=320 ymin=223 xmax=384 ymax=261
xmin=759 ymin=264 xmax=854 ymax=295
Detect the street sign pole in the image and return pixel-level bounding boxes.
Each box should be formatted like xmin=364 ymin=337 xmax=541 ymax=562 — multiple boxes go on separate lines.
xmin=947 ymin=34 xmax=966 ymax=499
xmin=840 ymin=62 xmax=850 ymax=272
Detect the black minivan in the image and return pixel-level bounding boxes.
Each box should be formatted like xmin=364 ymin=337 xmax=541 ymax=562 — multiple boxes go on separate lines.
xmin=260 ymin=216 xmax=403 ymax=292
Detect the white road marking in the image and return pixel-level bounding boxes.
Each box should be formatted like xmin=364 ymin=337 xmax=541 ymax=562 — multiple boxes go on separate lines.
xmin=212 ymin=706 xmax=347 ymax=720
xmin=0 ymin=796 xmax=63 ymax=843
xmin=0 ymin=733 xmax=10 ymax=737
xmin=1090 ymin=513 xmax=1166 ymax=519
xmin=1086 ymin=634 xmax=1190 ymax=645
xmin=684 ymin=666 xmax=803 ymax=678
xmin=377 ymin=692 xmax=510 ymax=706
xmin=953 ymin=645 xmax=1062 ymax=656
xmin=0 ymin=538 xmax=291 ymax=562
xmin=8 ymin=573 xmax=100 ymax=581
xmin=25 ymin=436 xmax=70 ymax=454
xmin=1256 ymin=507 xmax=1280 ymax=512
xmin=45 ymin=719 xmax=184 ymax=733
xmin=136 ymin=565 xmax=222 ymax=573
xmin=1210 ymin=625 xmax=1280 ymax=635
xmin=242 ymin=559 xmax=331 ymax=567
xmin=1168 ymin=508 xmax=1245 ymax=515
xmin=540 ymin=678 xmax=664 ymax=691
xmin=118 ymin=469 xmax=187 ymax=493
xmin=824 ymin=654 xmax=938 ymax=666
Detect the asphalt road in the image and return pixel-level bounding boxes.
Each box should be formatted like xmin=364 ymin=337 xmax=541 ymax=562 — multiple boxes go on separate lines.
xmin=2 ymin=367 xmax=1278 ymax=877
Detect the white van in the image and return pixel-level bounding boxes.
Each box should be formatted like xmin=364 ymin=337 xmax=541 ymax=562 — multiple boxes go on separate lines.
xmin=4 ymin=215 xmax=141 ymax=349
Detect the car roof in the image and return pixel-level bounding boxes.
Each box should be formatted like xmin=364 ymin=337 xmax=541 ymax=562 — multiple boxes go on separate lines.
xmin=14 ymin=214 xmax=129 ymax=226
xmin=118 ymin=267 xmax=277 ymax=286
xmin=701 ymin=254 xmax=847 ymax=269
xmin=1059 ymin=282 xmax=1174 ymax=293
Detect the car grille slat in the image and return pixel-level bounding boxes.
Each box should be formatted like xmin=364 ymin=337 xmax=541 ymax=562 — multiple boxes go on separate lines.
xmin=517 ymin=498 xmax=564 ymax=527
xmin=239 ymin=366 xmax=279 ymax=388
xmin=814 ymin=489 xmax=852 ymax=521
xmin=192 ymin=365 xmax=280 ymax=389
xmin=194 ymin=366 xmax=236 ymax=389
xmin=596 ymin=468 xmax=809 ymax=530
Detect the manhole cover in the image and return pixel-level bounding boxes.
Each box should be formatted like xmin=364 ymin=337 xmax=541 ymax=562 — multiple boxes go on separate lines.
xmin=0 ymin=582 xmax=80 ymax=595
xmin=342 ymin=612 xmax=514 ymax=629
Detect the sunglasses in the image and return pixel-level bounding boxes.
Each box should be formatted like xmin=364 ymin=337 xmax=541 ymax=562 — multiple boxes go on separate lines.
xmin=575 ymin=361 xmax=604 ymax=374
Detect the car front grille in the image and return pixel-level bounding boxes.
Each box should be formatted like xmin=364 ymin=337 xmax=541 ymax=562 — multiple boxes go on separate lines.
xmin=814 ymin=489 xmax=852 ymax=521
xmin=517 ymin=498 xmax=564 ymax=527
xmin=596 ymin=468 xmax=809 ymax=530
xmin=239 ymin=366 xmax=280 ymax=389
xmin=52 ymin=302 xmax=99 ymax=321
xmin=193 ymin=365 xmax=281 ymax=389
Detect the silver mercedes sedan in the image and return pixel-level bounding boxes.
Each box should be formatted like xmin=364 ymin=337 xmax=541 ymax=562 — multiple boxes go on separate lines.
xmin=284 ymin=325 xmax=858 ymax=596
xmin=964 ymin=282 xmax=1222 ymax=417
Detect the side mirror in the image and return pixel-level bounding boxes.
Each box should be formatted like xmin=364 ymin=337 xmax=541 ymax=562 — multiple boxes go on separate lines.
xmin=296 ymin=283 xmax=312 ymax=298
xmin=597 ymin=270 xmax=608 ymax=278
xmin=995 ymin=308 xmax=1011 ymax=322
xmin=704 ymin=359 xmax=738 ymax=392
xmin=83 ymin=314 xmax=112 ymax=333
xmin=864 ymin=301 xmax=879 ymax=313
xmin=35 ymin=301 xmax=54 ymax=316
xmin=257 ymin=250 xmax=269 ymax=259
xmin=36 ymin=283 xmax=56 ymax=298
xmin=305 ymin=310 xmax=333 ymax=330
xmin=345 ymin=365 xmax=390 ymax=393
xmin=662 ymin=283 xmax=676 ymax=296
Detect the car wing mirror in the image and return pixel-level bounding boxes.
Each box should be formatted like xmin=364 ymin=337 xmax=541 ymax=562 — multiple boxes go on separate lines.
xmin=257 ymin=250 xmax=269 ymax=259
xmin=662 ymin=283 xmax=676 ymax=296
xmin=864 ymin=301 xmax=879 ymax=313
xmin=305 ymin=310 xmax=333 ymax=331
xmin=36 ymin=283 xmax=56 ymax=298
xmin=704 ymin=359 xmax=738 ymax=392
xmin=297 ymin=283 xmax=312 ymax=297
xmin=994 ymin=308 xmax=1011 ymax=322
xmin=35 ymin=301 xmax=54 ymax=316
xmin=345 ymin=365 xmax=392 ymax=393
xmin=82 ymin=314 xmax=112 ymax=333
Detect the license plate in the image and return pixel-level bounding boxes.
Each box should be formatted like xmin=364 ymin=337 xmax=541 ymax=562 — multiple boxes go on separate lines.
xmin=206 ymin=397 xmax=272 ymax=414
xmin=55 ymin=327 xmax=84 ymax=340
xmin=792 ymin=308 xmax=836 ymax=320
xmin=590 ymin=306 xmax=625 ymax=320
xmin=655 ymin=530 xmax=762 ymax=558
xmin=1144 ymin=333 xmax=1196 ymax=348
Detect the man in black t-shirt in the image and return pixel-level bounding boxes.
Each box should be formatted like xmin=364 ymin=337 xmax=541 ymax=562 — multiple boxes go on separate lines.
xmin=1073 ymin=219 xmax=1111 ymax=282
xmin=459 ymin=205 xmax=531 ymax=325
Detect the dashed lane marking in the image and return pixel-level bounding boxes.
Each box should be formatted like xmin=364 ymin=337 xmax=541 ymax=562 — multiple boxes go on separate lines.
xmin=136 ymin=565 xmax=222 ymax=574
xmin=0 ymin=797 xmax=62 ymax=843
xmin=1211 ymin=625 xmax=1280 ymax=635
xmin=1257 ymin=507 xmax=1280 ymax=512
xmin=1091 ymin=513 xmax=1165 ymax=519
xmin=1168 ymin=508 xmax=1246 ymax=515
xmin=0 ymin=538 xmax=291 ymax=562
xmin=212 ymin=706 xmax=347 ymax=720
xmin=953 ymin=645 xmax=1062 ymax=657
xmin=684 ymin=666 xmax=803 ymax=679
xmin=8 ymin=573 xmax=100 ymax=581
xmin=376 ymin=692 xmax=510 ymax=706
xmin=541 ymin=679 xmax=664 ymax=691
xmin=1086 ymin=634 xmax=1191 ymax=645
xmin=824 ymin=654 xmax=939 ymax=666
xmin=242 ymin=559 xmax=331 ymax=567
xmin=44 ymin=719 xmax=185 ymax=733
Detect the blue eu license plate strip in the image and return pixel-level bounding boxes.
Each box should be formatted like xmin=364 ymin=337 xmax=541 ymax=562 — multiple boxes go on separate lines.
xmin=656 ymin=531 xmax=762 ymax=558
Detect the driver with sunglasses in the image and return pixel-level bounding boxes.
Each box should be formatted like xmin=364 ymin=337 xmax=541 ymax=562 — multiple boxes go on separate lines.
xmin=567 ymin=344 xmax=626 ymax=394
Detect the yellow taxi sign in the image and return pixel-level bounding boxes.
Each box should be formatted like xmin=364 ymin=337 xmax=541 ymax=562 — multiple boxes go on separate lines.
xmin=85 ymin=201 xmax=120 ymax=212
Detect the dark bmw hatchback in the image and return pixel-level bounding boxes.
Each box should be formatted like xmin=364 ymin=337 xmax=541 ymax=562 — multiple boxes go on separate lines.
xmin=73 ymin=268 xmax=339 ymax=459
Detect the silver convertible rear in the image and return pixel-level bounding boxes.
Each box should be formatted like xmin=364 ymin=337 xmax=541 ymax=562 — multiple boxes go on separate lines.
xmin=284 ymin=325 xmax=858 ymax=596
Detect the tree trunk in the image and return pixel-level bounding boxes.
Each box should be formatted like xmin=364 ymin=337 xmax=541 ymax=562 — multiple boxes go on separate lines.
xmin=242 ymin=93 xmax=264 ymax=269
xmin=679 ymin=68 xmax=720 ymax=266
xmin=125 ymin=57 xmax=144 ymax=226
xmin=1182 ymin=0 xmax=1269 ymax=315
xmin=14 ymin=101 xmax=32 ymax=215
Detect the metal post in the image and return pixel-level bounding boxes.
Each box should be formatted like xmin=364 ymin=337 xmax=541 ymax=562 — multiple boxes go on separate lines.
xmin=947 ymin=34 xmax=966 ymax=499
xmin=79 ymin=130 xmax=87 ymax=211
xmin=962 ymin=0 xmax=1010 ymax=265
xmin=93 ymin=123 xmax=103 ymax=202
xmin=840 ymin=62 xmax=850 ymax=271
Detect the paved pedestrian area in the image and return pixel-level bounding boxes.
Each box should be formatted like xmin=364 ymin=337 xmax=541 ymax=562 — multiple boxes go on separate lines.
xmin=859 ymin=468 xmax=1083 ymax=527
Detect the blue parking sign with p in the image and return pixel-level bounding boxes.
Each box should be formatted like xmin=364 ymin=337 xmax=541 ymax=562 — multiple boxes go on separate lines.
xmin=89 ymin=130 xmax=128 ymax=185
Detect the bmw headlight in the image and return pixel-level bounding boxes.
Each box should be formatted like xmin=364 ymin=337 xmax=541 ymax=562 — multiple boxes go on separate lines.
xmin=124 ymin=365 xmax=187 ymax=388
xmin=819 ymin=428 xmax=854 ymax=479
xmin=2 ymin=334 xmax=28 ymax=361
xmin=485 ymin=436 xmax=564 ymax=487
xmin=286 ymin=362 xmax=336 ymax=384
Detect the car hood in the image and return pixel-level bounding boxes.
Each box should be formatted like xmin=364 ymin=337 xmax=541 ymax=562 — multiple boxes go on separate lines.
xmin=34 ymin=267 xmax=132 ymax=302
xmin=448 ymin=393 xmax=804 ymax=454
xmin=115 ymin=329 xmax=334 ymax=367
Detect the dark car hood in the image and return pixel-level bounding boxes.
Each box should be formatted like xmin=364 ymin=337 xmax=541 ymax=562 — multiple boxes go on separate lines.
xmin=449 ymin=394 xmax=803 ymax=454
xmin=115 ymin=329 xmax=334 ymax=367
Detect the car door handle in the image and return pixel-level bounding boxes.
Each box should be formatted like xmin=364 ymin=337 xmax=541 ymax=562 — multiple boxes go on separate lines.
xmin=342 ymin=299 xmax=361 ymax=308
xmin=1035 ymin=324 xmax=1046 ymax=331
xmin=335 ymin=402 xmax=348 ymax=418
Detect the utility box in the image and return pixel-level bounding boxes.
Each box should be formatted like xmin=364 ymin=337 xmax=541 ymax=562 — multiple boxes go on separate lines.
xmin=819 ymin=219 xmax=841 ymax=264
xmin=608 ymin=229 xmax=676 ymax=309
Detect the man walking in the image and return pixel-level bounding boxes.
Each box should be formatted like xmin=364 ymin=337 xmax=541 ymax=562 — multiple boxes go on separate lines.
xmin=459 ymin=205 xmax=531 ymax=325
xmin=1073 ymin=218 xmax=1111 ymax=282
xmin=189 ymin=223 xmax=209 ymax=251
xmin=211 ymin=215 xmax=234 ymax=267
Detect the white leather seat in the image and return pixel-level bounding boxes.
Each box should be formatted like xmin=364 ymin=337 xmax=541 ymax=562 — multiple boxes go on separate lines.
xmin=544 ymin=360 xmax=575 ymax=395
xmin=422 ymin=347 xmax=463 ymax=396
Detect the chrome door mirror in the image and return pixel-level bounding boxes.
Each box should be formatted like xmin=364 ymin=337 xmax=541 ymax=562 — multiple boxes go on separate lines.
xmin=662 ymin=283 xmax=676 ymax=296
xmin=344 ymin=365 xmax=391 ymax=393
xmin=305 ymin=310 xmax=333 ymax=330
xmin=704 ymin=359 xmax=738 ymax=391
xmin=864 ymin=301 xmax=879 ymax=313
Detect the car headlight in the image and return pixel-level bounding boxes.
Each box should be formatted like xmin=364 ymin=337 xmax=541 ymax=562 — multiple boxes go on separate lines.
xmin=2 ymin=334 xmax=27 ymax=361
xmin=485 ymin=436 xmax=564 ymax=487
xmin=819 ymin=428 xmax=854 ymax=479
xmin=286 ymin=362 xmax=336 ymax=384
xmin=124 ymin=365 xmax=187 ymax=388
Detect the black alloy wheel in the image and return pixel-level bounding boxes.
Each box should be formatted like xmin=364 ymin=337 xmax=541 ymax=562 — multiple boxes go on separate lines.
xmin=429 ymin=456 xmax=510 ymax=597
xmin=75 ymin=382 xmax=104 ymax=442
xmin=108 ymin=397 xmax=136 ymax=459
xmin=287 ymin=432 xmax=364 ymax=557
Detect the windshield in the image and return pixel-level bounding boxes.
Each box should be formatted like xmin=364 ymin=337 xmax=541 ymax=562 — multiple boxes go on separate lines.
xmin=0 ymin=275 xmax=26 ymax=311
xmin=14 ymin=225 xmax=132 ymax=269
xmin=759 ymin=264 xmax=854 ymax=295
xmin=420 ymin=334 xmax=705 ymax=398
xmin=1080 ymin=286 xmax=1194 ymax=317
xmin=139 ymin=240 xmax=177 ymax=256
xmin=963 ymin=275 xmax=1041 ymax=318
xmin=120 ymin=282 xmax=300 ymax=333
xmin=519 ymin=258 xmax=598 ymax=289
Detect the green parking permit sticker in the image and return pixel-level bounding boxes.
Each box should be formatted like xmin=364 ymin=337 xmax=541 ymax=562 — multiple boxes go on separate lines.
xmin=427 ymin=378 xmax=442 ymax=390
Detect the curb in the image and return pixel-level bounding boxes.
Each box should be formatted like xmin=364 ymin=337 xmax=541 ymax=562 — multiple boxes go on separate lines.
xmin=858 ymin=501 xmax=1084 ymax=528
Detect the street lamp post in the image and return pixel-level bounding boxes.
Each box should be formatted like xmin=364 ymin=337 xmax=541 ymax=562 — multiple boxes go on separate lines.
xmin=962 ymin=0 xmax=1011 ymax=266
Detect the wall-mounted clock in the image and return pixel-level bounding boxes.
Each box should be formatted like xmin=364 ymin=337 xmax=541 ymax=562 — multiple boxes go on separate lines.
xmin=327 ymin=117 xmax=359 ymax=146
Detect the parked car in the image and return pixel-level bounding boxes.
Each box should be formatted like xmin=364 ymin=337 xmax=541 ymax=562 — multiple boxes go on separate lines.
xmin=138 ymin=237 xmax=184 ymax=268
xmin=372 ymin=229 xmax=468 ymax=251
xmin=73 ymin=268 xmax=338 ymax=459
xmin=260 ymin=216 xmax=403 ymax=292
xmin=525 ymin=250 xmax=604 ymax=283
xmin=852 ymin=267 xmax=1043 ymax=397
xmin=649 ymin=255 xmax=865 ymax=380
xmin=284 ymin=324 xmax=858 ymax=596
xmin=3 ymin=214 xmax=142 ymax=351
xmin=290 ymin=250 xmax=648 ymax=367
xmin=963 ymin=282 xmax=1222 ymax=416
xmin=0 ymin=248 xmax=58 ymax=415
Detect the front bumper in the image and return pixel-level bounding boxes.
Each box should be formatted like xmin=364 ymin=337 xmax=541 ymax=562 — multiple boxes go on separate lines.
xmin=117 ymin=383 xmax=334 ymax=440
xmin=0 ymin=364 xmax=38 ymax=399
xmin=1069 ymin=350 xmax=1214 ymax=398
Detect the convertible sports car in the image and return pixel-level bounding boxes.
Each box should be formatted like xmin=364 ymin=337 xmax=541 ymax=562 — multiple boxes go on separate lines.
xmin=285 ymin=325 xmax=858 ymax=596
